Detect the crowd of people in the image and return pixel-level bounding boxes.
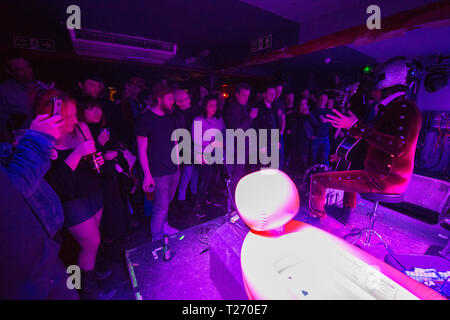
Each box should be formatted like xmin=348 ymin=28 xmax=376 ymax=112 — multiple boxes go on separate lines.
xmin=0 ymin=55 xmax=347 ymax=300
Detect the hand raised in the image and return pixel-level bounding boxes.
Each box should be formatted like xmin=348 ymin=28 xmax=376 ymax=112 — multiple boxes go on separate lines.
xmin=329 ymin=153 xmax=340 ymax=163
xmin=325 ymin=109 xmax=358 ymax=129
xmin=29 ymin=114 xmax=65 ymax=140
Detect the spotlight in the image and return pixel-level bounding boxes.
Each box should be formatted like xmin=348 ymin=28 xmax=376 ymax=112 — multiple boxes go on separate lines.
xmin=424 ymin=71 xmax=448 ymax=92
xmin=324 ymin=57 xmax=331 ymax=64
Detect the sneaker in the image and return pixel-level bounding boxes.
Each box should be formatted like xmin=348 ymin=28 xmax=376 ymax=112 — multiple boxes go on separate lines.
xmin=195 ymin=209 xmax=206 ymax=218
xmin=205 ymin=199 xmax=222 ymax=207
xmin=163 ymin=222 xmax=180 ymax=236
xmin=95 ymin=268 xmax=112 ymax=281
xmin=98 ymin=288 xmax=118 ymax=300
xmin=77 ymin=270 xmax=117 ymax=300
xmin=194 ymin=200 xmax=202 ymax=208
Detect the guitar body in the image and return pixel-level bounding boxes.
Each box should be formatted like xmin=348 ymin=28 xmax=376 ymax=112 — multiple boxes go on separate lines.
xmin=334 ymin=137 xmax=364 ymax=171
xmin=335 ymin=157 xmax=351 ymax=171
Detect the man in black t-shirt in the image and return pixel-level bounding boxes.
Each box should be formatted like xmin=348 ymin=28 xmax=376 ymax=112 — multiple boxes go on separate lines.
xmin=136 ymin=84 xmax=180 ymax=241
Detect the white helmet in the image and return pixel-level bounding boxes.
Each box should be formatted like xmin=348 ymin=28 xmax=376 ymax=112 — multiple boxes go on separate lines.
xmin=374 ymin=57 xmax=412 ymax=91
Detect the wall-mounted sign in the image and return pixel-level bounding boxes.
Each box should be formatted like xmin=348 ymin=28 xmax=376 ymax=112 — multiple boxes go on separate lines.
xmin=13 ymin=36 xmax=56 ymax=52
xmin=251 ymin=34 xmax=272 ymax=53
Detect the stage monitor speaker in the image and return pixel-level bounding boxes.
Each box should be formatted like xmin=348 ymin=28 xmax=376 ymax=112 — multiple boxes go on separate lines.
xmin=397 ymin=174 xmax=449 ymax=223
xmin=209 ymin=220 xmax=249 ymax=300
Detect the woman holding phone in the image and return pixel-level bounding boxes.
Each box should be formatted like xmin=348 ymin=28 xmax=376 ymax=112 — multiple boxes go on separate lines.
xmin=35 ymin=88 xmax=115 ymax=300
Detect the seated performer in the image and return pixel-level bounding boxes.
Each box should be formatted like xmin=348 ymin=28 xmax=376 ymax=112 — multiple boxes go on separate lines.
xmin=309 ymin=57 xmax=422 ymax=218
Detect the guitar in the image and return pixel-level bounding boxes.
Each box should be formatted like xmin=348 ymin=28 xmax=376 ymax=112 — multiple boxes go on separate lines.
xmin=335 ymin=137 xmax=363 ymax=171
xmin=329 ymin=82 xmax=367 ymax=171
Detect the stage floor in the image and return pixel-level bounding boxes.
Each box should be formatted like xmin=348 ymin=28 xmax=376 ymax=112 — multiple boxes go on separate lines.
xmin=116 ymin=194 xmax=449 ymax=300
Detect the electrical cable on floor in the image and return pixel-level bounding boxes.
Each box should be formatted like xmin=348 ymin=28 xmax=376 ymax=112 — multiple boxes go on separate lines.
xmin=230 ymin=219 xmax=249 ymax=232
xmin=196 ymin=216 xmax=227 ymax=253
xmin=384 ymin=244 xmax=408 ymax=271
xmin=438 ymin=276 xmax=450 ymax=295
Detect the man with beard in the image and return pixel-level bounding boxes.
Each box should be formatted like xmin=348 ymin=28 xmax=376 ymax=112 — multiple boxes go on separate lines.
xmin=136 ymin=83 xmax=180 ymax=240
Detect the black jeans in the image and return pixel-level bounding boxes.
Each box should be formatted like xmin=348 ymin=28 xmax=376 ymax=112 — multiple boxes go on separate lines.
xmin=196 ymin=164 xmax=219 ymax=204
xmin=100 ymin=162 xmax=131 ymax=239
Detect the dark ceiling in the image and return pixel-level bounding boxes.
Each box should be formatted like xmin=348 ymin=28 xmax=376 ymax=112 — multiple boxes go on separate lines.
xmin=3 ymin=0 xmax=444 ymax=82
xmin=0 ymin=0 xmax=300 ymax=69
xmin=264 ymin=46 xmax=378 ymax=74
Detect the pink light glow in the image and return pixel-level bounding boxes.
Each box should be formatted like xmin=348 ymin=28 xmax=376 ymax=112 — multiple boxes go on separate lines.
xmin=241 ymin=220 xmax=444 ymax=300
xmin=235 ymin=169 xmax=299 ymax=232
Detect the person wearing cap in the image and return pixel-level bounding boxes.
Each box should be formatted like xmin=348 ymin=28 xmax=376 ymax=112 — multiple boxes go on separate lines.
xmin=136 ymin=83 xmax=181 ymax=241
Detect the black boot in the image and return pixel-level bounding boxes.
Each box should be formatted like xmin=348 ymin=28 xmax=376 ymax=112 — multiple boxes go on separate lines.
xmin=77 ymin=270 xmax=98 ymax=300
xmin=77 ymin=270 xmax=117 ymax=300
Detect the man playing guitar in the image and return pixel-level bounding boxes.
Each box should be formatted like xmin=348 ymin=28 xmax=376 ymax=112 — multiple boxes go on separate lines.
xmin=308 ymin=57 xmax=422 ymax=219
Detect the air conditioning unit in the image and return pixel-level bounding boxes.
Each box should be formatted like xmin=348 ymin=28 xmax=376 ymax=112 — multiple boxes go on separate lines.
xmin=69 ymin=29 xmax=177 ymax=64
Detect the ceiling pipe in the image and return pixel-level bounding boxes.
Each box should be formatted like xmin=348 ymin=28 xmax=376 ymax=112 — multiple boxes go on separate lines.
xmin=218 ymin=0 xmax=450 ymax=73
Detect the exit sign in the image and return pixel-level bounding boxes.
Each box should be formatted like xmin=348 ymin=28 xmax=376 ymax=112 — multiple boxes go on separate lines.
xmin=251 ymin=34 xmax=272 ymax=53
xmin=14 ymin=35 xmax=56 ymax=52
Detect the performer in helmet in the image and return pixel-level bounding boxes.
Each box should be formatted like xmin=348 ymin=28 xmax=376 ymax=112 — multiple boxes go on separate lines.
xmin=308 ymin=57 xmax=422 ymax=218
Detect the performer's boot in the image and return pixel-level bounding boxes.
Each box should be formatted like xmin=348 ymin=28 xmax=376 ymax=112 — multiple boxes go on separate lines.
xmin=343 ymin=192 xmax=357 ymax=209
xmin=308 ymin=197 xmax=326 ymax=219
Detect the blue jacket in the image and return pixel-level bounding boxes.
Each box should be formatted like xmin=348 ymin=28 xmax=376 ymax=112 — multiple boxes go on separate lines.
xmin=0 ymin=130 xmax=64 ymax=237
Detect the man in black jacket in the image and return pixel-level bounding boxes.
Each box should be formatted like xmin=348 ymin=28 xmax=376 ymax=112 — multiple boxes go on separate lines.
xmin=223 ymin=83 xmax=257 ymax=198
xmin=252 ymin=84 xmax=280 ymax=170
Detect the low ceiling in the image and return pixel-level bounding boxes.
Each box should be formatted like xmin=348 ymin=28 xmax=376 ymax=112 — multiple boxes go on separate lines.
xmin=263 ymin=46 xmax=377 ymax=74
xmin=349 ymin=24 xmax=450 ymax=62
xmin=240 ymin=0 xmax=362 ymax=24
xmin=1 ymin=0 xmax=448 ymax=77
xmin=0 ymin=0 xmax=300 ymax=69
xmin=238 ymin=0 xmax=450 ymax=73
xmin=260 ymin=24 xmax=450 ymax=75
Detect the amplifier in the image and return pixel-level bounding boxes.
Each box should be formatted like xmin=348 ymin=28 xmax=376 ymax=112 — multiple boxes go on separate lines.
xmin=402 ymin=174 xmax=450 ymax=223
